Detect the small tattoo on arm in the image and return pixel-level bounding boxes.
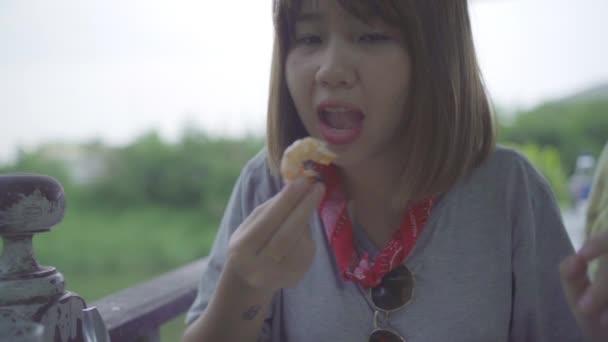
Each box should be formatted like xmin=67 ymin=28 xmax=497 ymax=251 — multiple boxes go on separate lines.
xmin=242 ymin=305 xmax=262 ymax=320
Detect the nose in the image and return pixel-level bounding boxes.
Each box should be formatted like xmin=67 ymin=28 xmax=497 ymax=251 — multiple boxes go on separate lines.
xmin=314 ymin=39 xmax=356 ymax=89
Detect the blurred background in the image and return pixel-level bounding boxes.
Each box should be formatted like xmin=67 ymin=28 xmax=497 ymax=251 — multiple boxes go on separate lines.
xmin=1 ymin=0 xmax=607 ymax=340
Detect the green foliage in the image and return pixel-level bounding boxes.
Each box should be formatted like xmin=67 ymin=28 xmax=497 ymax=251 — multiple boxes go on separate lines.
xmin=35 ymin=205 xmax=218 ymax=299
xmin=31 ymin=205 xmax=217 ymax=342
xmin=498 ymin=97 xmax=608 ymax=176
xmin=74 ymin=129 xmax=264 ymax=215
xmin=0 ymin=129 xmax=264 ymax=216
xmin=503 ymin=143 xmax=570 ymax=206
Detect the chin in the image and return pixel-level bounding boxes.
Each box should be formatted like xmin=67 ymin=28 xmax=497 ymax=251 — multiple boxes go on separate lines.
xmin=330 ymin=149 xmax=368 ymax=170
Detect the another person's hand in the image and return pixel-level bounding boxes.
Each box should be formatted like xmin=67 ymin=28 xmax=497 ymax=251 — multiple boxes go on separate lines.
xmin=560 ymin=229 xmax=608 ymax=342
xmin=225 ymin=178 xmax=325 ymax=292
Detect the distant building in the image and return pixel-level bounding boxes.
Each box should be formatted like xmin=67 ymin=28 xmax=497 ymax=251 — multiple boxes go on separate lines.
xmin=38 ymin=142 xmax=107 ymax=185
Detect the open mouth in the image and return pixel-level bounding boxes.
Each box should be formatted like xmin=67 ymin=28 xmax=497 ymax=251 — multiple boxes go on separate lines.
xmin=318 ymin=107 xmax=365 ymax=130
xmin=317 ymin=104 xmax=365 ymax=145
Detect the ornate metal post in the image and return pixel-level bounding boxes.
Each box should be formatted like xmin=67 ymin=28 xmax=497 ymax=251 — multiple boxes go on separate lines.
xmin=0 ymin=174 xmax=88 ymax=341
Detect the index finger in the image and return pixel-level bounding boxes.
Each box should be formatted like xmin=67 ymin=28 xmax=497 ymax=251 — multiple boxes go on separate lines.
xmin=244 ymin=178 xmax=316 ymax=246
xmin=579 ymin=229 xmax=608 ymax=262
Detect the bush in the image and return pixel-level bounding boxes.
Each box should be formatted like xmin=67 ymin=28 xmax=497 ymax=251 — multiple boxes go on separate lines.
xmin=504 ymin=143 xmax=570 ymax=206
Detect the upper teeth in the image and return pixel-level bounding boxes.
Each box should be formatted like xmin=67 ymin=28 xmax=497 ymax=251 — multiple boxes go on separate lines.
xmin=324 ymin=107 xmax=350 ymax=113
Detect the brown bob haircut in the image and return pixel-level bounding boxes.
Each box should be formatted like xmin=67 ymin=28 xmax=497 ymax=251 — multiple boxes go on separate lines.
xmin=267 ymin=0 xmax=496 ymax=209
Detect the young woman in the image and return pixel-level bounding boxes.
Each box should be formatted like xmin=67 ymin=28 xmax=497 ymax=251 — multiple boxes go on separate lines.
xmin=183 ymin=1 xmax=602 ymax=341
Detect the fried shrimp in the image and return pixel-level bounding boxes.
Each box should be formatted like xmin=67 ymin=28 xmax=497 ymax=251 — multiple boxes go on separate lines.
xmin=280 ymin=137 xmax=336 ymax=182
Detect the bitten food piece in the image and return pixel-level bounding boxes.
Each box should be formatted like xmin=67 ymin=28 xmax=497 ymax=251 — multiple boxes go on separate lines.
xmin=280 ymin=137 xmax=336 ymax=182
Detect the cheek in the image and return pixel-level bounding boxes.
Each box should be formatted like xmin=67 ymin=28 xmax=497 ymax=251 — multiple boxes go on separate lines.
xmin=383 ymin=79 xmax=411 ymax=130
xmin=378 ymin=56 xmax=412 ymax=114
xmin=384 ymin=56 xmax=412 ymax=98
xmin=285 ymin=55 xmax=315 ymax=130
xmin=363 ymin=63 xmax=412 ymax=135
xmin=285 ymin=54 xmax=314 ymax=111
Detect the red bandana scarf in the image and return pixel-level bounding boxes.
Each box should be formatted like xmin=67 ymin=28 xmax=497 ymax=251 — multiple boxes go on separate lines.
xmin=314 ymin=164 xmax=434 ymax=288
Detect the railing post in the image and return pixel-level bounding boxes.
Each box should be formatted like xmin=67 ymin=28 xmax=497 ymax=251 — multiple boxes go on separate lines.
xmin=0 ymin=174 xmax=88 ymax=341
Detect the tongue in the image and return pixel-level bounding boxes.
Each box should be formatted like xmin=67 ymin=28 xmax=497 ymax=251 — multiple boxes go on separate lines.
xmin=325 ymin=111 xmax=363 ymax=130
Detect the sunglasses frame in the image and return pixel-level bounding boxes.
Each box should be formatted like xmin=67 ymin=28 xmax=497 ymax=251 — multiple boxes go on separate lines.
xmin=366 ymin=265 xmax=415 ymax=342
xmin=369 ymin=326 xmax=407 ymax=342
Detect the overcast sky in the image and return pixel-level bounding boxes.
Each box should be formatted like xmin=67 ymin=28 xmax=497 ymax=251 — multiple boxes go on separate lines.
xmin=1 ymin=0 xmax=607 ymax=163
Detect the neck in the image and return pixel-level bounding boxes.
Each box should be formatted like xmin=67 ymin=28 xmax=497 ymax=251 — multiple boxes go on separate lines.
xmin=337 ymin=153 xmax=405 ymax=243
xmin=338 ymin=153 xmax=402 ymax=209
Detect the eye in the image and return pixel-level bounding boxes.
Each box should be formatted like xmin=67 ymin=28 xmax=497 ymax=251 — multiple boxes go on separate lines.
xmin=295 ymin=34 xmax=322 ymax=46
xmin=359 ymin=32 xmax=391 ymax=43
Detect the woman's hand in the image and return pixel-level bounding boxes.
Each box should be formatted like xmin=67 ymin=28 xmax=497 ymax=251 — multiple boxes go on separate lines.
xmin=224 ymin=178 xmax=325 ymax=292
xmin=560 ymin=229 xmax=608 ymax=342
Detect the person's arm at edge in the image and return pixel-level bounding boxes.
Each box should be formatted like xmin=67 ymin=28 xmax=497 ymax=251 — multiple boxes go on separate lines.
xmin=182 ymin=266 xmax=275 ymax=342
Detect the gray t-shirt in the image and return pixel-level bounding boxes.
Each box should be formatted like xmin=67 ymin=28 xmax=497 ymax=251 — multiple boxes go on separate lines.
xmin=186 ymin=146 xmax=587 ymax=341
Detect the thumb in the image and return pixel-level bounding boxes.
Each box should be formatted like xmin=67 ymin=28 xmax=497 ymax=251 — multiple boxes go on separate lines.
xmin=559 ymin=254 xmax=591 ymax=311
xmin=560 ymin=255 xmax=608 ymax=342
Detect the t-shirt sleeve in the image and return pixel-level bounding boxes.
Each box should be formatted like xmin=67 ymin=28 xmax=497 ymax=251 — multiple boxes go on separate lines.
xmin=184 ymin=154 xmax=280 ymax=340
xmin=508 ymin=157 xmax=588 ymax=341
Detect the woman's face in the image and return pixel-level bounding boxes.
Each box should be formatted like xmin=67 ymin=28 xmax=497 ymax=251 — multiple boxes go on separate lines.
xmin=285 ymin=0 xmax=413 ymax=168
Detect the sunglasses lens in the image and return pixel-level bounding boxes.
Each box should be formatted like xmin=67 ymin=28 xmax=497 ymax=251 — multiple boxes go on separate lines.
xmin=369 ymin=329 xmax=404 ymax=342
xmin=371 ymin=266 xmax=414 ymax=311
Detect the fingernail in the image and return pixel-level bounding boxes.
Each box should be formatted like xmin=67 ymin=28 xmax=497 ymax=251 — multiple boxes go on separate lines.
xmin=579 ymin=245 xmax=592 ymax=259
xmin=579 ymin=242 xmax=600 ymax=260
xmin=578 ymin=292 xmax=594 ymax=314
